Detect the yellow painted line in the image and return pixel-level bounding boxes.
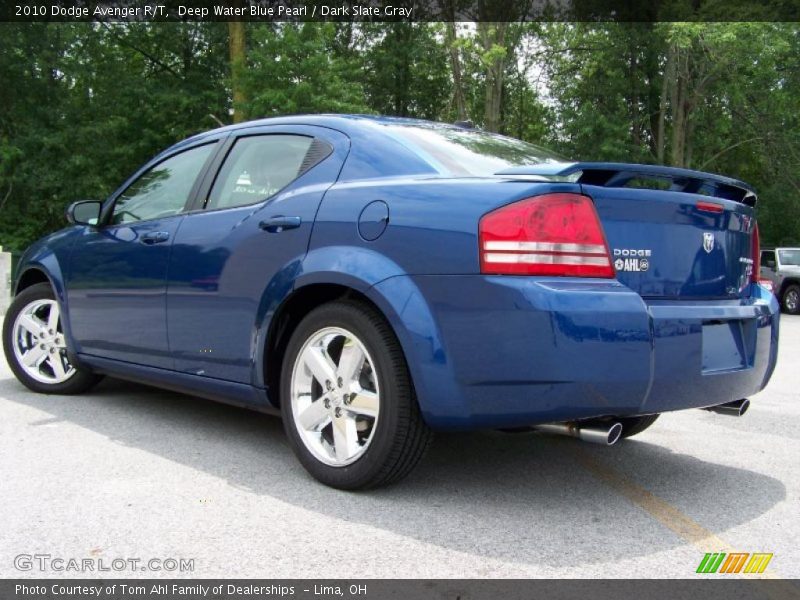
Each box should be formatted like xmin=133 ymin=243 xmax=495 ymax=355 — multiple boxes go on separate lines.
xmin=573 ymin=448 xmax=732 ymax=552
xmin=572 ymin=447 xmax=788 ymax=583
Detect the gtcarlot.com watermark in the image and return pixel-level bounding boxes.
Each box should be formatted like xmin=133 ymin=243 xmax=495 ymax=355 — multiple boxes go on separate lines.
xmin=14 ymin=553 xmax=194 ymax=573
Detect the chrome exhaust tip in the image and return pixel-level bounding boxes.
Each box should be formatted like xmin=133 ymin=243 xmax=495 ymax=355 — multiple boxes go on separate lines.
xmin=703 ymin=398 xmax=750 ymax=417
xmin=532 ymin=421 xmax=623 ymax=446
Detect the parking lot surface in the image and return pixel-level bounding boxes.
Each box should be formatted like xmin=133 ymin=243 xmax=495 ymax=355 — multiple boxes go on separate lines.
xmin=1 ymin=316 xmax=798 ymax=579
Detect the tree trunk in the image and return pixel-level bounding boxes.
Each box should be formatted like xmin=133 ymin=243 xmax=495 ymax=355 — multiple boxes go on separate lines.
xmin=684 ymin=102 xmax=696 ymax=168
xmin=657 ymin=44 xmax=675 ymax=164
xmin=228 ymin=21 xmax=247 ymax=123
xmin=394 ymin=23 xmax=412 ymax=117
xmin=445 ymin=21 xmax=467 ymax=121
xmin=670 ymin=49 xmax=687 ymax=167
xmin=478 ymin=21 xmax=508 ymax=133
xmin=628 ymin=36 xmax=641 ymax=150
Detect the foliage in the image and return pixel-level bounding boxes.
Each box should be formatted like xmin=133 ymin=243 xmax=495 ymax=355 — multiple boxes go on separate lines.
xmin=0 ymin=20 xmax=798 ymax=251
xmin=243 ymin=23 xmax=368 ymax=117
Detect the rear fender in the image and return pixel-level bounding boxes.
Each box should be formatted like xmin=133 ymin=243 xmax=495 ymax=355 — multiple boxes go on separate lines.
xmin=253 ymin=246 xmax=450 ymax=424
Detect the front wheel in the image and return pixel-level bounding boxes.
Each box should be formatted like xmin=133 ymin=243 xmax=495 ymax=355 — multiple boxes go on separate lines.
xmin=782 ymin=284 xmax=800 ymax=315
xmin=280 ymin=300 xmax=432 ymax=489
xmin=2 ymin=283 xmax=102 ymax=395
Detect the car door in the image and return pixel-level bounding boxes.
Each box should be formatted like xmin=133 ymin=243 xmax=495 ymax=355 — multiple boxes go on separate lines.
xmin=166 ymin=125 xmax=349 ymax=383
xmin=760 ymin=250 xmax=777 ymax=286
xmin=65 ymin=140 xmax=219 ymax=369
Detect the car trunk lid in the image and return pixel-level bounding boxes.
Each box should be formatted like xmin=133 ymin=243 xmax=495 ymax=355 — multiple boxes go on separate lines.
xmin=495 ymin=162 xmax=758 ymax=299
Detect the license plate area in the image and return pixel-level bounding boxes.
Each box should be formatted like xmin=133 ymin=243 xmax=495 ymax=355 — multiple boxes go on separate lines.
xmin=702 ymin=319 xmax=756 ymax=373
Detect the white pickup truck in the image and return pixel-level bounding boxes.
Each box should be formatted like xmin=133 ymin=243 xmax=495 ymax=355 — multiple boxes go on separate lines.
xmin=761 ymin=247 xmax=800 ymax=314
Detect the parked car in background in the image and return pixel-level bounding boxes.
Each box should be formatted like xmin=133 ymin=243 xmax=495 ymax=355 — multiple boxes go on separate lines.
xmin=2 ymin=115 xmax=780 ymax=489
xmin=760 ymin=247 xmax=800 ymax=314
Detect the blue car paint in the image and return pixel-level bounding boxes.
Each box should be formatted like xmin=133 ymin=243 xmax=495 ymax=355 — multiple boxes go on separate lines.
xmin=166 ymin=124 xmax=351 ymax=384
xmin=13 ymin=115 xmax=780 ymax=430
xmin=588 ymin=185 xmax=757 ymax=299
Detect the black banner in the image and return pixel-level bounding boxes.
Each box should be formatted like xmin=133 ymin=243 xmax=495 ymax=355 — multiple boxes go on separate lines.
xmin=2 ymin=0 xmax=799 ymax=23
xmin=3 ymin=579 xmax=800 ymax=600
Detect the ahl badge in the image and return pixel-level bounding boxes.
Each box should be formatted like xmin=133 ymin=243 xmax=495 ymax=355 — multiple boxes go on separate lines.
xmin=613 ymin=248 xmax=651 ymax=272
xmin=703 ymin=232 xmax=715 ymax=254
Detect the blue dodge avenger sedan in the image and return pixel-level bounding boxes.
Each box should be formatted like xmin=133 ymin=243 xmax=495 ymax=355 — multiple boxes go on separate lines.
xmin=3 ymin=115 xmax=779 ymax=489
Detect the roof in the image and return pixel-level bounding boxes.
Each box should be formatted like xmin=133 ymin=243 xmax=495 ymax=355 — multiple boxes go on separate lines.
xmin=191 ymin=114 xmax=451 ymax=141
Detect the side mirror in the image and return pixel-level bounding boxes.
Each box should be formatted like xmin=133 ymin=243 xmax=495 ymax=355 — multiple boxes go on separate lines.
xmin=66 ymin=200 xmax=102 ymax=226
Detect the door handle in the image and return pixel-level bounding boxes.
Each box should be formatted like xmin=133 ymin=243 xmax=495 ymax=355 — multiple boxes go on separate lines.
xmin=259 ymin=215 xmax=302 ymax=233
xmin=140 ymin=231 xmax=170 ymax=244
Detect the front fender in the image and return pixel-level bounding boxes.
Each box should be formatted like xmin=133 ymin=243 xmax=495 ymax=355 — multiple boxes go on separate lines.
xmin=12 ymin=227 xmax=81 ymax=354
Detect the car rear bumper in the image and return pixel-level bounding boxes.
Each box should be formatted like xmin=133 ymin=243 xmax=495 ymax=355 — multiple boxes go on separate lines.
xmin=373 ymin=275 xmax=779 ymax=430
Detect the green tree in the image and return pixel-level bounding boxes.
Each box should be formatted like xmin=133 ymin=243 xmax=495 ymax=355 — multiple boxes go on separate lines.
xmin=243 ymin=23 xmax=368 ymax=117
xmin=361 ymin=23 xmax=450 ymax=120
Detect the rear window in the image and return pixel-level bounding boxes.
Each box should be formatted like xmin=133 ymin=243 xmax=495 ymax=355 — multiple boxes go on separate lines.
xmin=384 ymin=124 xmax=566 ymax=177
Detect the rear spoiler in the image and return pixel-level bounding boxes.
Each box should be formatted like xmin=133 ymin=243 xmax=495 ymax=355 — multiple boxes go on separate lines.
xmin=495 ymin=162 xmax=757 ymax=206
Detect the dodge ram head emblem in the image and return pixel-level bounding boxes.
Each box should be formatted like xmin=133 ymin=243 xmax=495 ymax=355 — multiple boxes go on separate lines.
xmin=703 ymin=232 xmax=715 ymax=254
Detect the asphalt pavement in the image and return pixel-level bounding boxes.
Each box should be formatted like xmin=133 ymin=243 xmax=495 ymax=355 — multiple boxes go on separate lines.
xmin=0 ymin=316 xmax=798 ymax=579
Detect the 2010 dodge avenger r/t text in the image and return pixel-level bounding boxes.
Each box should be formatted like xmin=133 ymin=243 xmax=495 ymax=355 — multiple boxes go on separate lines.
xmin=2 ymin=115 xmax=779 ymax=489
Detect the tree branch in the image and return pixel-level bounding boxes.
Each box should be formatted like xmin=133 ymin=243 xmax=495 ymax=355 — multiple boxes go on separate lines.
xmin=697 ymin=136 xmax=763 ymax=170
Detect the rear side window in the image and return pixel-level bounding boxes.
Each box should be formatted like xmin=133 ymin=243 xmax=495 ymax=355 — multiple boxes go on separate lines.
xmin=206 ymin=135 xmax=317 ymax=210
xmin=761 ymin=250 xmax=776 ymax=265
xmin=111 ymin=143 xmax=215 ymax=225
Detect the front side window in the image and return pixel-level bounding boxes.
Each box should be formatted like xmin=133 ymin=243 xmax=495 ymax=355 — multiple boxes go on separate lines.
xmin=111 ymin=143 xmax=215 ymax=225
xmin=206 ymin=135 xmax=315 ymax=210
xmin=761 ymin=250 xmax=776 ymax=265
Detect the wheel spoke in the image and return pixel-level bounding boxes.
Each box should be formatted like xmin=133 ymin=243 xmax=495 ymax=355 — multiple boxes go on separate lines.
xmin=337 ymin=340 xmax=365 ymax=385
xmin=347 ymin=388 xmax=379 ymax=418
xmin=48 ymin=353 xmax=67 ymax=379
xmin=17 ymin=314 xmax=43 ymax=337
xmin=291 ymin=326 xmax=380 ymax=467
xmin=297 ymin=397 xmax=331 ymax=431
xmin=22 ymin=345 xmax=46 ymax=368
xmin=47 ymin=302 xmax=60 ymax=332
xmin=332 ymin=414 xmax=359 ymax=460
xmin=12 ymin=298 xmax=76 ymax=384
xmin=302 ymin=346 xmax=337 ymax=387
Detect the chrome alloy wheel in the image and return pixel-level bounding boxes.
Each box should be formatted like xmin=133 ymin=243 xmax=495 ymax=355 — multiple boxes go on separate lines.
xmin=290 ymin=327 xmax=380 ymax=467
xmin=11 ymin=299 xmax=76 ymax=384
xmin=786 ymin=289 xmax=799 ymax=312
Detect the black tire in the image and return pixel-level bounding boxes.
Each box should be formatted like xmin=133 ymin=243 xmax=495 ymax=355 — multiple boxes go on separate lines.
xmin=617 ymin=414 xmax=660 ymax=439
xmin=781 ymin=283 xmax=800 ymax=315
xmin=3 ymin=283 xmax=102 ymax=395
xmin=280 ymin=300 xmax=432 ymax=489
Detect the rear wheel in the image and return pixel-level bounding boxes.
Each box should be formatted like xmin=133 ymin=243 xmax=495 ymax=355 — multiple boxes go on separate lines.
xmin=3 ymin=283 xmax=102 ymax=394
xmin=782 ymin=284 xmax=800 ymax=315
xmin=617 ymin=414 xmax=660 ymax=439
xmin=280 ymin=300 xmax=432 ymax=489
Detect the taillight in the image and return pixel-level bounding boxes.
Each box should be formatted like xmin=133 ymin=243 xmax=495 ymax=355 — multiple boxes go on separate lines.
xmin=479 ymin=193 xmax=614 ymax=278
xmin=751 ymin=223 xmax=760 ymax=284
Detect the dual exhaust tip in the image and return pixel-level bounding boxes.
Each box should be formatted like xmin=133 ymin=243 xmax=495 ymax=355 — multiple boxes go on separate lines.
xmin=703 ymin=398 xmax=750 ymax=417
xmin=532 ymin=398 xmax=749 ymax=446
xmin=532 ymin=422 xmax=624 ymax=446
